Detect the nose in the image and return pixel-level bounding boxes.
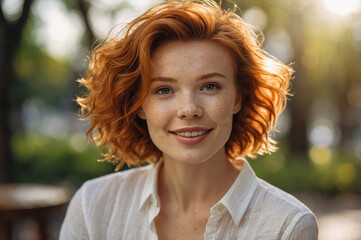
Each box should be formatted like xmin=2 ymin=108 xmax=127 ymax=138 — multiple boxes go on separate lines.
xmin=176 ymin=93 xmax=203 ymax=119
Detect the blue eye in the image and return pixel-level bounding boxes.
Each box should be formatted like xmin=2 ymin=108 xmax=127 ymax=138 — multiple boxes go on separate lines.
xmin=202 ymin=84 xmax=219 ymax=91
xmin=157 ymin=88 xmax=173 ymax=95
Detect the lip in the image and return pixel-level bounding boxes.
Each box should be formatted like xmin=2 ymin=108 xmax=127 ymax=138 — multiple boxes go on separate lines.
xmin=169 ymin=127 xmax=212 ymax=145
xmin=172 ymin=127 xmax=210 ymax=133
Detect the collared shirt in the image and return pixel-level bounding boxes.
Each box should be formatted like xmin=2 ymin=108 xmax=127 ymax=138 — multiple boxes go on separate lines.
xmin=60 ymin=159 xmax=318 ymax=239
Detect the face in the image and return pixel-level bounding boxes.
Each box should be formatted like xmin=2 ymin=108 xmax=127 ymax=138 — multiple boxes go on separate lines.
xmin=138 ymin=40 xmax=241 ymax=165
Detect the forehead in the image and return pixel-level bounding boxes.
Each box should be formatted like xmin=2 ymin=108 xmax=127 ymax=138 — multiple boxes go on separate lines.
xmin=150 ymin=40 xmax=235 ymax=78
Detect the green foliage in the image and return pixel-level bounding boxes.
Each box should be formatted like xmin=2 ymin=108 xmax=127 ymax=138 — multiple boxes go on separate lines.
xmin=11 ymin=133 xmax=114 ymax=187
xmin=13 ymin=38 xmax=73 ymax=108
xmin=249 ymin=142 xmax=361 ymax=195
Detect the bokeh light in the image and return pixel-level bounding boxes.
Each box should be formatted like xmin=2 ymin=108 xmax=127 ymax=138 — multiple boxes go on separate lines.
xmin=243 ymin=6 xmax=268 ymax=31
xmin=322 ymin=0 xmax=360 ymax=16
xmin=309 ymin=144 xmax=332 ymax=165
xmin=309 ymin=125 xmax=335 ymax=147
xmin=308 ymin=100 xmax=341 ymax=148
xmin=264 ymin=28 xmax=294 ymax=63
xmin=1 ymin=0 xmax=23 ymax=21
xmin=69 ymin=132 xmax=88 ymax=152
xmin=335 ymin=163 xmax=356 ymax=190
xmin=89 ymin=0 xmax=163 ymax=39
xmin=35 ymin=0 xmax=84 ymax=58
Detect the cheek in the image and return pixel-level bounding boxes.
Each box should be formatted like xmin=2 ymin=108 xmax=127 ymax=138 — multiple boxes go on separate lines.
xmin=142 ymin=100 xmax=172 ymax=144
xmin=207 ymin=95 xmax=236 ymax=126
xmin=217 ymin=108 xmax=234 ymax=130
xmin=143 ymin=109 xmax=167 ymax=131
xmin=142 ymin=99 xmax=168 ymax=122
xmin=145 ymin=116 xmax=167 ymax=150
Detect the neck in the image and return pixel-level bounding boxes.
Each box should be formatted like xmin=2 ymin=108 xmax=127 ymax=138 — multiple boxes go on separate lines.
xmin=157 ymin=149 xmax=240 ymax=212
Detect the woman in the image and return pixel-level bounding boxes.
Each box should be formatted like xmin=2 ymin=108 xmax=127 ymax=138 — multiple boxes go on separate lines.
xmin=60 ymin=0 xmax=318 ymax=239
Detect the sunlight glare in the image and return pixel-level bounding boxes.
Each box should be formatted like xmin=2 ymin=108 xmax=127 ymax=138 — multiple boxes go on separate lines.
xmin=2 ymin=0 xmax=23 ymax=20
xmin=35 ymin=0 xmax=83 ymax=58
xmin=322 ymin=0 xmax=360 ymax=16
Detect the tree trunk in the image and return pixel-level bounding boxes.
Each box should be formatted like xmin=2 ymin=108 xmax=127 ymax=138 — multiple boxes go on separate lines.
xmin=287 ymin=13 xmax=310 ymax=157
xmin=0 ymin=0 xmax=34 ymax=182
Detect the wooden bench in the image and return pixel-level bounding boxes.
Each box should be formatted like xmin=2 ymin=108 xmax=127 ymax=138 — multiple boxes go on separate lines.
xmin=0 ymin=184 xmax=71 ymax=240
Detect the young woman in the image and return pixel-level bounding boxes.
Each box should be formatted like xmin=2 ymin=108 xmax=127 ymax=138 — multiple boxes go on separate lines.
xmin=60 ymin=1 xmax=318 ymax=239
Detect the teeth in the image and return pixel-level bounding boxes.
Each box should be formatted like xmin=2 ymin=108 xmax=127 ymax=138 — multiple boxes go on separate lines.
xmin=176 ymin=131 xmax=206 ymax=137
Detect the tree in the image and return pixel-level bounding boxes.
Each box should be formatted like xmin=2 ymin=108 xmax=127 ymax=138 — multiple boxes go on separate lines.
xmin=0 ymin=0 xmax=100 ymax=182
xmin=287 ymin=12 xmax=309 ymax=156
xmin=0 ymin=0 xmax=34 ymax=182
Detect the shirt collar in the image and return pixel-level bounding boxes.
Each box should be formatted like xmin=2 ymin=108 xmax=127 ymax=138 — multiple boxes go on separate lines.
xmin=138 ymin=158 xmax=258 ymax=225
xmin=219 ymin=158 xmax=258 ymax=225
xmin=138 ymin=161 xmax=163 ymax=210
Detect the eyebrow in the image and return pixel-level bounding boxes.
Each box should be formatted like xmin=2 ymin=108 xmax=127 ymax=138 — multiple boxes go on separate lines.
xmin=152 ymin=72 xmax=226 ymax=82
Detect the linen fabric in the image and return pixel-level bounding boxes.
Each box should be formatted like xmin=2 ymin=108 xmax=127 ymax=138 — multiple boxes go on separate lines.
xmin=60 ymin=159 xmax=318 ymax=240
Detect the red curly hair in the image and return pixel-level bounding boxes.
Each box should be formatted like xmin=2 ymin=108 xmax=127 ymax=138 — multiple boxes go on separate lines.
xmin=77 ymin=0 xmax=292 ymax=170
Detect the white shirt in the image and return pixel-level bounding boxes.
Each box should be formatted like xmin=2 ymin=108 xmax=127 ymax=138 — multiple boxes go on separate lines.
xmin=60 ymin=159 xmax=318 ymax=239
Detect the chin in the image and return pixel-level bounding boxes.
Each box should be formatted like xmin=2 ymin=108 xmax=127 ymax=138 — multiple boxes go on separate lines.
xmin=163 ymin=147 xmax=225 ymax=165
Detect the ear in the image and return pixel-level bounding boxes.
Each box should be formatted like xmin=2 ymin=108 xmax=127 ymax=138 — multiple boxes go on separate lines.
xmin=137 ymin=108 xmax=146 ymax=120
xmin=233 ymin=95 xmax=242 ymax=114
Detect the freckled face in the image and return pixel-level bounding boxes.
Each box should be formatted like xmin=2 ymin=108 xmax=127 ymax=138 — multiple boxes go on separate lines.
xmin=138 ymin=40 xmax=241 ymax=164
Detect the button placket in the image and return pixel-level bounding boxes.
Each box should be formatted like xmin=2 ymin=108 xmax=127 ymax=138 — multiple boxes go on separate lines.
xmin=148 ymin=194 xmax=160 ymax=240
xmin=204 ymin=204 xmax=226 ymax=239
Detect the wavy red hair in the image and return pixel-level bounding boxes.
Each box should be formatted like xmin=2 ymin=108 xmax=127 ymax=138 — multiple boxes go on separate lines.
xmin=77 ymin=0 xmax=292 ymax=170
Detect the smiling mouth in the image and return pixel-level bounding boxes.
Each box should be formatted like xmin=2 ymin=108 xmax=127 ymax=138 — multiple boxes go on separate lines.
xmin=170 ymin=129 xmax=212 ymax=138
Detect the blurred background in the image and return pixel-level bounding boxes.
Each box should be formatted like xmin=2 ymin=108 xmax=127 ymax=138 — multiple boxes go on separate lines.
xmin=0 ymin=0 xmax=360 ymax=239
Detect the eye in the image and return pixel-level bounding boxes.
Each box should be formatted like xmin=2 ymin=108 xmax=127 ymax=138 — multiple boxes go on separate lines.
xmin=202 ymin=83 xmax=219 ymax=91
xmin=157 ymin=87 xmax=173 ymax=95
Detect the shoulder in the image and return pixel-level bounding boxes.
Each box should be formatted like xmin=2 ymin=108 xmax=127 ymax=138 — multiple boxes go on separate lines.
xmin=250 ymin=178 xmax=318 ymax=239
xmin=69 ymin=164 xmax=155 ymax=208
xmin=255 ymin=178 xmax=312 ymax=213
xmin=80 ymin=164 xmax=154 ymax=202
xmin=60 ymin=164 xmax=156 ymax=239
xmin=83 ymin=164 xmax=153 ymax=188
xmin=287 ymin=213 xmax=318 ymax=240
